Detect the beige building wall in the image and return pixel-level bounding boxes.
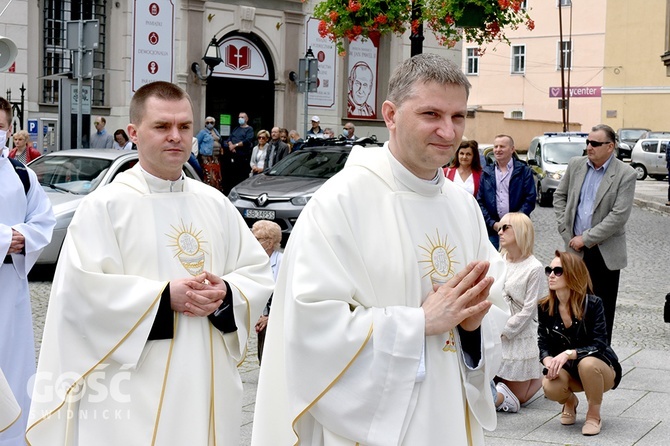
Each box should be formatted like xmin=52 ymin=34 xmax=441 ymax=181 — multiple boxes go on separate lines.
xmin=602 ymin=0 xmax=670 ymax=130
xmin=465 ymin=0 xmax=607 ymax=137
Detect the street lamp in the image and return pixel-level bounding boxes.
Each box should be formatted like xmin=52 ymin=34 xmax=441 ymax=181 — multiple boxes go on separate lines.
xmin=191 ymin=36 xmax=223 ymax=81
xmin=292 ymin=47 xmax=318 ymax=137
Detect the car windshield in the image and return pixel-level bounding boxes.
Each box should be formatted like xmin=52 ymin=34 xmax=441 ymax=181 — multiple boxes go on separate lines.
xmin=543 ymin=142 xmax=585 ymax=164
xmin=267 ymin=150 xmax=349 ymax=178
xmin=620 ymin=129 xmax=647 ymax=140
xmin=30 ymin=155 xmax=113 ymax=195
xmin=647 ymin=132 xmax=670 ymax=139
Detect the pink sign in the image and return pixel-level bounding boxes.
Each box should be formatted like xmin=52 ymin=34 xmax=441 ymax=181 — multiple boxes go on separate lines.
xmin=549 ymin=86 xmax=601 ymax=98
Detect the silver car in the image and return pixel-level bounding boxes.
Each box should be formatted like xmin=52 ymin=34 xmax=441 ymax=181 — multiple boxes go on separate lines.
xmin=228 ymin=144 xmax=354 ymax=242
xmin=630 ymin=138 xmax=669 ymax=181
xmin=28 ymin=149 xmax=200 ymax=264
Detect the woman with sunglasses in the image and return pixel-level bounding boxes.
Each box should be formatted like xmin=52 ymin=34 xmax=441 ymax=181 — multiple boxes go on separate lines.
xmin=493 ymin=212 xmax=546 ymax=413
xmin=538 ymin=250 xmax=622 ymax=436
xmin=250 ymin=130 xmax=270 ymax=176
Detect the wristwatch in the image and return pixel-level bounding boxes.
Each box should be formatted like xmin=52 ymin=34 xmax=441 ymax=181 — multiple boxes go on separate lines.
xmin=564 ymin=349 xmax=574 ymax=359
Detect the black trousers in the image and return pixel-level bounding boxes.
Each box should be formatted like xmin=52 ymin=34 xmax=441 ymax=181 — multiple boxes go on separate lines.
xmin=582 ymin=245 xmax=620 ymax=345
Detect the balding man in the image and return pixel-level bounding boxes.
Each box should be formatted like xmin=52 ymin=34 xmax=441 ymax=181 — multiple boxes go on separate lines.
xmin=90 ymin=116 xmax=114 ymax=148
xmin=265 ymin=126 xmax=290 ymax=169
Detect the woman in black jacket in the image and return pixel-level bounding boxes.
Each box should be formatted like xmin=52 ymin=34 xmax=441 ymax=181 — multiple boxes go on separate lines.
xmin=538 ymin=251 xmax=622 ymax=437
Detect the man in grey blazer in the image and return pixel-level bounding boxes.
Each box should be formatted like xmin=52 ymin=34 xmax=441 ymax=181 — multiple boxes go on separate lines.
xmin=553 ymin=124 xmax=636 ymax=345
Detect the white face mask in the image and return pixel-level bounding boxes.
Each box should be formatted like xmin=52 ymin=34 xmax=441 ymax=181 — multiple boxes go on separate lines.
xmin=0 ymin=129 xmax=7 ymax=148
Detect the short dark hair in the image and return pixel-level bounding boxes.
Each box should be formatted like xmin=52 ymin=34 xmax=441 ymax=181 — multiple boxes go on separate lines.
xmin=130 ymin=81 xmax=193 ymax=124
xmin=114 ymin=129 xmax=129 ymax=143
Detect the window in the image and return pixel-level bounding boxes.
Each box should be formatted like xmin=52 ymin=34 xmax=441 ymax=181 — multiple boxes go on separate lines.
xmin=511 ymin=45 xmax=525 ymax=74
xmin=641 ymin=141 xmax=658 ymax=153
xmin=520 ymin=0 xmax=528 ymax=9
xmin=43 ymin=0 xmax=107 ymax=106
xmin=466 ymin=48 xmax=479 ymax=75
xmin=557 ymin=41 xmax=572 ymax=70
xmin=511 ymin=110 xmax=523 ymax=119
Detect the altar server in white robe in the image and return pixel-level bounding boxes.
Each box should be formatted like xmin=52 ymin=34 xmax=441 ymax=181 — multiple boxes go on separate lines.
xmin=27 ymin=82 xmax=274 ymax=445
xmin=0 ymin=96 xmax=55 ymax=446
xmin=252 ymin=54 xmax=509 ymax=446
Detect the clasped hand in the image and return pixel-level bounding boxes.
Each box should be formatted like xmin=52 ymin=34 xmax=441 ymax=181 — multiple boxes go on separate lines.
xmin=543 ymin=353 xmax=569 ymax=380
xmin=170 ymin=271 xmax=226 ymax=317
xmin=8 ymin=229 xmax=25 ymax=254
xmin=422 ymin=261 xmax=494 ymax=336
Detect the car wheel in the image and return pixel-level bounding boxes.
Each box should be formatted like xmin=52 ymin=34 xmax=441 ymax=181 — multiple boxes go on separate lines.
xmin=632 ymin=164 xmax=647 ymax=181
xmin=651 ymin=174 xmax=667 ymax=181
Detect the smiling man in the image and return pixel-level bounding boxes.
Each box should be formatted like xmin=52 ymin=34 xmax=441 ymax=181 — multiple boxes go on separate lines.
xmin=252 ymin=53 xmax=509 ymax=446
xmin=27 ymin=82 xmax=274 ymax=445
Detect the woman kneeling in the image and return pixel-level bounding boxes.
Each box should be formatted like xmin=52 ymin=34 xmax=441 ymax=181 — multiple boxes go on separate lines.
xmin=538 ymin=250 xmax=622 ymax=436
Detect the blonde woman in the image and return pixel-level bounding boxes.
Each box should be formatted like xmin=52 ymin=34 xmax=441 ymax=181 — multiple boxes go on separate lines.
xmin=250 ymin=130 xmax=270 ymax=176
xmin=494 ymin=212 xmax=546 ymax=412
xmin=9 ymin=130 xmax=41 ymax=163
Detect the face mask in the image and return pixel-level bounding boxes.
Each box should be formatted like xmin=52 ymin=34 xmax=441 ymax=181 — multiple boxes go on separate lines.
xmin=0 ymin=129 xmax=6 ymax=148
xmin=205 ymin=123 xmax=214 ymax=130
xmin=238 ymin=118 xmax=245 ymax=125
xmin=343 ymin=130 xmax=350 ymax=138
xmin=290 ymin=138 xmax=296 ymax=144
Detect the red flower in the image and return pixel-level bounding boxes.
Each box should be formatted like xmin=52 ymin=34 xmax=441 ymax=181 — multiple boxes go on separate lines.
xmin=512 ymin=0 xmax=522 ymax=13
xmin=374 ymin=14 xmax=388 ymax=25
xmin=486 ymin=21 xmax=501 ymax=37
xmin=347 ymin=0 xmax=361 ymax=13
xmin=444 ymin=15 xmax=454 ymax=26
xmin=318 ymin=20 xmax=329 ymax=38
xmin=329 ymin=10 xmax=339 ymax=22
xmin=352 ymin=25 xmax=363 ymax=36
xmin=526 ymin=18 xmax=535 ymax=31
xmin=411 ymin=19 xmax=420 ymax=35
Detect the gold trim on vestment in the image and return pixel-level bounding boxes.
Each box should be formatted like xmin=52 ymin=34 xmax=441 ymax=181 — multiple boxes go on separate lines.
xmin=209 ymin=324 xmax=217 ymax=445
xmin=232 ymin=284 xmax=252 ymax=367
xmin=0 ymin=408 xmax=20 ymax=433
xmin=25 ymin=282 xmax=170 ymax=445
xmin=292 ymin=323 xmax=374 ymax=446
xmin=151 ymin=313 xmax=178 ymax=445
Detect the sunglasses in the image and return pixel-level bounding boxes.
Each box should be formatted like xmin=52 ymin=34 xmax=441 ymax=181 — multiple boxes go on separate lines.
xmin=499 ymin=224 xmax=513 ymax=232
xmin=585 ymin=139 xmax=611 ymax=148
xmin=544 ymin=266 xmax=564 ymax=277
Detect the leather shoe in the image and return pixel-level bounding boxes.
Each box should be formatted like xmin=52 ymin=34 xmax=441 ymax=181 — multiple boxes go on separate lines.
xmin=582 ymin=418 xmax=602 ymax=436
xmin=560 ymin=395 xmax=578 ymax=425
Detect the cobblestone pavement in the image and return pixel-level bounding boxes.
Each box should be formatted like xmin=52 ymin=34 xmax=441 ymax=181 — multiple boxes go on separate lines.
xmin=27 ymin=178 xmax=670 ymax=444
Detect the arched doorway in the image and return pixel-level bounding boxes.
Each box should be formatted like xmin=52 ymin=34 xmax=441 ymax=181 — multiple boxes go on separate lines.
xmin=205 ymin=32 xmax=276 ymax=143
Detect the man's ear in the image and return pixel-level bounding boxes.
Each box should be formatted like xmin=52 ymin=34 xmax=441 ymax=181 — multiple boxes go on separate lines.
xmin=127 ymin=123 xmax=138 ymax=144
xmin=381 ymin=100 xmax=397 ymax=131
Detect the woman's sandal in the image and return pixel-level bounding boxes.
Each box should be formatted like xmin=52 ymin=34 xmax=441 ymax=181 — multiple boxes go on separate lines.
xmin=560 ymin=396 xmax=579 ymax=425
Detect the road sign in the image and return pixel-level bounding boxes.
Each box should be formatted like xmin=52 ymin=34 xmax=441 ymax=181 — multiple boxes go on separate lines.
xmin=28 ymin=119 xmax=38 ymax=135
xmin=70 ymin=85 xmax=92 ymax=114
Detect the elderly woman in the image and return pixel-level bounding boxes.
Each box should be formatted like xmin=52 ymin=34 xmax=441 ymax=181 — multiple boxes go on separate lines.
xmin=251 ymin=220 xmax=283 ymax=365
xmin=196 ymin=116 xmax=222 ymax=190
xmin=9 ymin=130 xmax=41 ymax=163
xmin=538 ymin=250 xmax=622 ymax=436
xmin=250 ymin=130 xmax=270 ymax=176
xmin=444 ymin=140 xmax=482 ymax=196
xmin=112 ymin=129 xmax=133 ymax=150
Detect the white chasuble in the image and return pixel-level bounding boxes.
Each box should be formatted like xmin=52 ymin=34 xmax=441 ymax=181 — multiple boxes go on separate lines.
xmin=252 ymin=145 xmax=509 ymax=446
xmin=26 ymin=166 xmax=274 ymax=445
xmin=0 ymin=150 xmax=55 ymax=446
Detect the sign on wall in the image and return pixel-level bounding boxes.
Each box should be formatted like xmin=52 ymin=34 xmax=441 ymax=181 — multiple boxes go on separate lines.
xmin=211 ymin=36 xmax=269 ymax=80
xmin=306 ymin=17 xmax=336 ymax=109
xmin=131 ymin=0 xmax=175 ymax=92
xmin=549 ymin=86 xmax=601 ymax=98
xmin=346 ymin=36 xmax=378 ymax=119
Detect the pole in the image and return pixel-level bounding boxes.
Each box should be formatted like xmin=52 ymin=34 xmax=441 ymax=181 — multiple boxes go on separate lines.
xmin=76 ymin=20 xmax=83 ymax=148
xmin=558 ymin=4 xmax=567 ymax=132
xmin=410 ymin=0 xmax=424 ymax=57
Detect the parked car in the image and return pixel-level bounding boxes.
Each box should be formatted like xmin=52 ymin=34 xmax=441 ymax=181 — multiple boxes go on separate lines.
xmin=639 ymin=131 xmax=670 ymax=139
xmin=630 ymin=138 xmax=669 ymax=181
xmin=617 ymin=128 xmax=650 ymax=159
xmin=228 ymin=137 xmax=380 ymax=243
xmin=526 ymin=132 xmax=588 ymax=207
xmin=28 ymin=149 xmax=201 ymax=264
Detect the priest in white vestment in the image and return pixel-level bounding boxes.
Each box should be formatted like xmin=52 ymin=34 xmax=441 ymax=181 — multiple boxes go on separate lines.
xmin=26 ymin=82 xmax=274 ymax=445
xmin=0 ymin=96 xmax=55 ymax=446
xmin=252 ymin=54 xmax=510 ymax=446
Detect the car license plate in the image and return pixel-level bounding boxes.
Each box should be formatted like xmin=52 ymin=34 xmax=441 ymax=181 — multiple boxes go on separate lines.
xmin=244 ymin=209 xmax=276 ymax=220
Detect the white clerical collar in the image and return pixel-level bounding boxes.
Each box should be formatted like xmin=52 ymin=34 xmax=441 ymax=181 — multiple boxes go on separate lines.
xmin=139 ymin=166 xmax=185 ymax=193
xmin=385 ymin=148 xmax=443 ymax=196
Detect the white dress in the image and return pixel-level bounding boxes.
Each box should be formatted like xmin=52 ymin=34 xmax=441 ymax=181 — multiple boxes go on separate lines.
xmin=497 ymin=254 xmax=547 ymax=381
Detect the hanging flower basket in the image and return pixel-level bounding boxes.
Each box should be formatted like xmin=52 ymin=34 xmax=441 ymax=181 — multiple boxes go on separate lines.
xmin=309 ymin=0 xmax=534 ymax=53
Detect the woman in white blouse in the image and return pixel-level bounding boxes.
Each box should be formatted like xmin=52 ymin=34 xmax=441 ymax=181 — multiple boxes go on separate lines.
xmin=444 ymin=140 xmax=482 ymax=196
xmin=493 ymin=212 xmax=547 ymax=413
xmin=250 ymin=129 xmax=270 ymax=176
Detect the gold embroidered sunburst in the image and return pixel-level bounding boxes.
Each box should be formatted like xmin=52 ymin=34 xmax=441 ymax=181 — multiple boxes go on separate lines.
xmin=166 ymin=220 xmax=209 ymax=276
xmin=419 ymin=229 xmax=458 ymax=285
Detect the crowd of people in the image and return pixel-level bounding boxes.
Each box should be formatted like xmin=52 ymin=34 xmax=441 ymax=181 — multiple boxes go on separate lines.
xmin=1 ymin=53 xmax=640 ymax=444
